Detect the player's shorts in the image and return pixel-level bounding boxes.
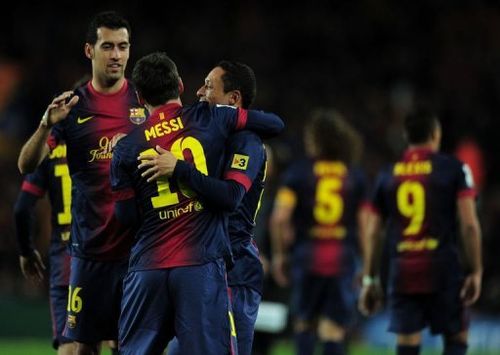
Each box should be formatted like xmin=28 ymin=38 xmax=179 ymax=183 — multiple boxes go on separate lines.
xmin=62 ymin=256 xmax=128 ymax=343
xmin=388 ymin=284 xmax=470 ymax=335
xmin=49 ymin=284 xmax=72 ymax=349
xmin=229 ymin=284 xmax=261 ymax=355
xmin=292 ymin=270 xmax=356 ymax=327
xmin=119 ymin=259 xmax=237 ymax=355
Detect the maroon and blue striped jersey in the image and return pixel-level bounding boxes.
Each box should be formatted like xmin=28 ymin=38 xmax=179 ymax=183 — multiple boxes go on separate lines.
xmin=369 ymin=148 xmax=476 ymax=293
xmin=110 ymin=101 xmax=283 ymax=270
xmin=48 ymin=80 xmax=147 ymax=261
xmin=17 ymin=144 xmax=71 ymax=286
xmin=224 ymin=131 xmax=267 ymax=248
xmin=276 ymin=158 xmax=368 ymax=276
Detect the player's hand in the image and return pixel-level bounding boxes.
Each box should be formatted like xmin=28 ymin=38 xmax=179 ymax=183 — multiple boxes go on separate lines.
xmin=41 ymin=91 xmax=79 ymax=128
xmin=110 ymin=133 xmax=127 ymax=151
xmin=271 ymin=254 xmax=289 ymax=287
xmin=19 ymin=250 xmax=46 ymax=283
xmin=460 ymin=271 xmax=482 ymax=306
xmin=137 ymin=145 xmax=178 ymax=182
xmin=358 ymin=283 xmax=383 ymax=316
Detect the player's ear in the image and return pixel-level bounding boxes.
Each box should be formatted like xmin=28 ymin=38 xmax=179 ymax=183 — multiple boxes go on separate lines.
xmin=229 ymin=90 xmax=241 ymax=107
xmin=178 ymin=77 xmax=184 ymax=96
xmin=84 ymin=43 xmax=94 ymax=60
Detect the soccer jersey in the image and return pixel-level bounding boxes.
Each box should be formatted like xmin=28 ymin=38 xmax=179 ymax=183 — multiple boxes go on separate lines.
xmin=370 ymin=148 xmax=476 ymax=293
xmin=276 ymin=158 xmax=368 ymax=276
xmin=20 ymin=143 xmax=71 ymax=286
xmin=111 ymin=101 xmax=283 ymax=271
xmin=48 ymin=80 xmax=146 ymax=261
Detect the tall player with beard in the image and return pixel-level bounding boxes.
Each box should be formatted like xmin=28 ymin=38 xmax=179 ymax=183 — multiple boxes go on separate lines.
xmin=110 ymin=52 xmax=283 ymax=354
xmin=17 ymin=11 xmax=146 ymax=355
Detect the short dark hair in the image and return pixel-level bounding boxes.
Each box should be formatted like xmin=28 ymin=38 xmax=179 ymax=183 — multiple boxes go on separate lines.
xmin=132 ymin=52 xmax=180 ymax=106
xmin=404 ymin=108 xmax=440 ymax=144
xmin=86 ymin=11 xmax=131 ymax=44
xmin=217 ymin=60 xmax=256 ymax=109
xmin=306 ymin=108 xmax=363 ymax=165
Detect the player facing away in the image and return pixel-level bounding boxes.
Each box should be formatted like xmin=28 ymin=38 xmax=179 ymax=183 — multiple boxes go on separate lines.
xmin=110 ymin=52 xmax=284 ymax=355
xmin=14 ymin=143 xmax=73 ymax=355
xmin=17 ymin=11 xmax=146 ymax=355
xmin=140 ymin=61 xmax=267 ymax=355
xmin=358 ymin=108 xmax=482 ymax=355
xmin=270 ymin=109 xmax=368 ymax=355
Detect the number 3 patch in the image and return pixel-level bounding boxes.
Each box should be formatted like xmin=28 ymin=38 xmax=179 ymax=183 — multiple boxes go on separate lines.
xmin=231 ymin=154 xmax=249 ymax=170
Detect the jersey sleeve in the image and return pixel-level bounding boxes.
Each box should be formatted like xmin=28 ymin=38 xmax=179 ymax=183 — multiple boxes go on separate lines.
xmin=223 ymin=132 xmax=265 ymax=192
xmin=368 ymin=169 xmax=390 ymax=217
xmin=456 ymin=162 xmax=477 ymax=199
xmin=13 ymin=187 xmax=42 ymax=256
xmin=274 ymin=163 xmax=301 ymax=209
xmin=352 ymin=167 xmax=372 ymax=211
xmin=110 ymin=141 xmax=136 ymax=201
xmin=22 ymin=159 xmax=49 ymax=197
xmin=212 ymin=105 xmax=284 ymax=138
xmin=47 ymin=121 xmax=66 ymax=151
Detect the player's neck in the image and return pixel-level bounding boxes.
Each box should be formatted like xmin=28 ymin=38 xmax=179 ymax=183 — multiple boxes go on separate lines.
xmin=146 ymin=98 xmax=182 ymax=114
xmin=408 ymin=141 xmax=438 ymax=152
xmin=91 ymin=77 xmax=126 ymax=95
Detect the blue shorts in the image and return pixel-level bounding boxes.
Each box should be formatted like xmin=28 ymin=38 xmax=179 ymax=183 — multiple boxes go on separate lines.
xmin=63 ymin=256 xmax=128 ymax=343
xmin=119 ymin=259 xmax=237 ymax=355
xmin=49 ymin=285 xmax=72 ymax=349
xmin=229 ymin=285 xmax=261 ymax=355
xmin=292 ymin=271 xmax=356 ymax=327
xmin=388 ymin=286 xmax=469 ymax=335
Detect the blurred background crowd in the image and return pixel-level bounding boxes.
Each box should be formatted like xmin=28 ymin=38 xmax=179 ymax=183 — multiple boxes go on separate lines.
xmin=1 ymin=0 xmax=500 ymax=352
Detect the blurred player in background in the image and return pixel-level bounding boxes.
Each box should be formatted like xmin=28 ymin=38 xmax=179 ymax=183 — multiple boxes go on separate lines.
xmin=359 ymin=108 xmax=482 ymax=355
xmin=141 ymin=60 xmax=267 ymax=355
xmin=111 ymin=52 xmax=283 ymax=354
xmin=17 ymin=11 xmax=145 ymax=355
xmin=14 ymin=141 xmax=73 ymax=355
xmin=271 ymin=109 xmax=368 ymax=355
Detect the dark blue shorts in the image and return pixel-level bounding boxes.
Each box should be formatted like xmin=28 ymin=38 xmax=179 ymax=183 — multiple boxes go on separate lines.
xmin=63 ymin=256 xmax=128 ymax=343
xmin=49 ymin=285 xmax=72 ymax=349
xmin=229 ymin=285 xmax=261 ymax=355
xmin=119 ymin=259 xmax=237 ymax=355
xmin=292 ymin=271 xmax=356 ymax=327
xmin=388 ymin=285 xmax=470 ymax=335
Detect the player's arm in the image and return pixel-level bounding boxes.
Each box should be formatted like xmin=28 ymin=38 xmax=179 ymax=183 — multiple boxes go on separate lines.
xmin=358 ymin=206 xmax=384 ymax=316
xmin=111 ymin=144 xmax=140 ymax=227
xmin=13 ymin=189 xmax=46 ymax=283
xmin=216 ymin=106 xmax=285 ymax=138
xmin=18 ymin=91 xmax=78 ymax=174
xmin=269 ymin=187 xmax=296 ymax=287
xmin=139 ymin=146 xmax=246 ymax=211
xmin=458 ymin=195 xmax=482 ymax=306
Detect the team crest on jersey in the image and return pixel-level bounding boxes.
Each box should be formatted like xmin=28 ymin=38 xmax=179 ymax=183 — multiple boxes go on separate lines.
xmin=129 ymin=107 xmax=147 ymax=125
xmin=67 ymin=315 xmax=77 ymax=328
xmin=231 ymin=154 xmax=249 ymax=170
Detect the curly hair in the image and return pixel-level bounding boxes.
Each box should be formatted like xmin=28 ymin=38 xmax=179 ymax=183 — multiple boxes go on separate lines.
xmin=305 ymin=108 xmax=363 ymax=165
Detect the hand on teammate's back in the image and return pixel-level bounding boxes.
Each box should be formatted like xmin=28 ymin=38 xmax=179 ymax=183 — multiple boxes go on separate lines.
xmin=137 ymin=145 xmax=178 ymax=182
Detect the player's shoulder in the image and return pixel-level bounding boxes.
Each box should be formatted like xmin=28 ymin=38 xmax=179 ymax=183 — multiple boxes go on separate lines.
xmin=431 ymin=152 xmax=464 ymax=170
xmin=228 ymin=130 xmax=263 ymax=147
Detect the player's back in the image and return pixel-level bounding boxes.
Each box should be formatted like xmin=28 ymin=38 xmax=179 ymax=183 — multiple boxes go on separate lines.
xmin=112 ymin=101 xmax=249 ymax=271
xmin=373 ymin=148 xmax=476 ymax=293
xmin=48 ymin=80 xmax=146 ymax=261
xmin=280 ymin=158 xmax=367 ymax=276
